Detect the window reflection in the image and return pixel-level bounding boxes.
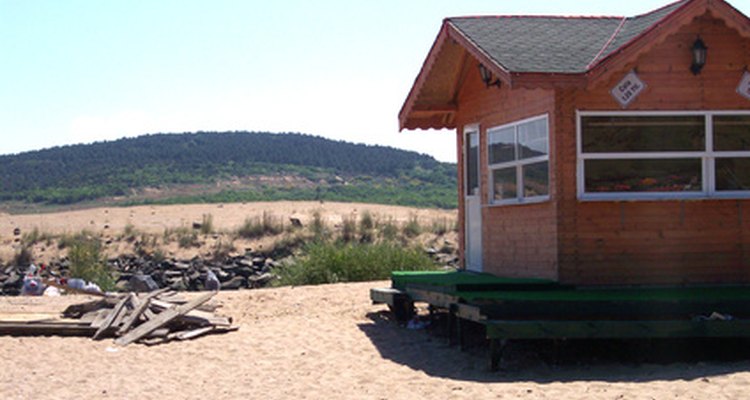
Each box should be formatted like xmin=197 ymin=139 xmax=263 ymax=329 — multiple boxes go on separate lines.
xmin=585 ymin=159 xmax=701 ymax=193
xmin=492 ymin=168 xmax=517 ymax=201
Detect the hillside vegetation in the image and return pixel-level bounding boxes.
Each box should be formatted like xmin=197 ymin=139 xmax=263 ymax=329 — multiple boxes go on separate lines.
xmin=0 ymin=132 xmax=457 ymax=209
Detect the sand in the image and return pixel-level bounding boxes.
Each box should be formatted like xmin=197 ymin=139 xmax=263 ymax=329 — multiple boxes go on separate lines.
xmin=2 ymin=282 xmax=750 ymax=399
xmin=0 ymin=201 xmax=455 ymax=236
xmin=0 ymin=201 xmax=457 ymax=263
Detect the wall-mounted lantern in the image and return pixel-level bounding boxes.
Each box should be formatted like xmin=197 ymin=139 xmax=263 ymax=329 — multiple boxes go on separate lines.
xmin=478 ymin=64 xmax=502 ymax=88
xmin=690 ymin=37 xmax=708 ymax=75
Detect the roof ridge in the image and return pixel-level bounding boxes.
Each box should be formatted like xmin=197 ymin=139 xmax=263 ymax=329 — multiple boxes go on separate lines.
xmin=626 ymin=0 xmax=692 ymax=20
xmin=445 ymin=1 xmax=694 ymax=23
xmin=587 ymin=17 xmax=628 ymax=70
xmin=447 ymin=15 xmax=623 ymax=21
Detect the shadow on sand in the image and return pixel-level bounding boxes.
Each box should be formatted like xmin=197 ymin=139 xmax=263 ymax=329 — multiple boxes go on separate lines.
xmin=358 ymin=310 xmax=750 ymax=383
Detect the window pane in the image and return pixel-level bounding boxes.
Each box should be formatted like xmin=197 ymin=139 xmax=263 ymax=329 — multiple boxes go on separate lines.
xmin=523 ymin=161 xmax=549 ymax=197
xmin=585 ymin=159 xmax=702 ymax=192
xmin=716 ymin=158 xmax=750 ymax=191
xmin=714 ymin=115 xmax=750 ymax=151
xmin=488 ymin=127 xmax=515 ymax=164
xmin=582 ymin=116 xmax=705 ymax=153
xmin=492 ymin=167 xmax=517 ymax=201
xmin=466 ymin=132 xmax=479 ymax=196
xmin=518 ymin=118 xmax=548 ymax=159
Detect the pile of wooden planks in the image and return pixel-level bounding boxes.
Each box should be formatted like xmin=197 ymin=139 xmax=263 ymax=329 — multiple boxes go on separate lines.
xmin=0 ymin=289 xmax=238 ymax=346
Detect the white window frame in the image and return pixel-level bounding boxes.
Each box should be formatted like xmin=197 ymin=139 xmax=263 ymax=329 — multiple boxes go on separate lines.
xmin=577 ymin=110 xmax=750 ymax=201
xmin=487 ymin=114 xmax=550 ymax=206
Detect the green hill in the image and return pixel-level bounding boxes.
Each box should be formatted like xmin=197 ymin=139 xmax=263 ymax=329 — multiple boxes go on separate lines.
xmin=0 ymin=132 xmax=457 ymax=209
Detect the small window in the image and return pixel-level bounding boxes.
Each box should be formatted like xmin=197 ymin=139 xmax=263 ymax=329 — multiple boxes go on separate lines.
xmin=488 ymin=115 xmax=549 ymax=205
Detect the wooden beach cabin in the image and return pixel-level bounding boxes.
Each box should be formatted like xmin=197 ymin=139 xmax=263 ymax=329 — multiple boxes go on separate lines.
xmin=400 ymin=0 xmax=750 ymax=286
xmin=373 ymin=0 xmax=750 ymax=369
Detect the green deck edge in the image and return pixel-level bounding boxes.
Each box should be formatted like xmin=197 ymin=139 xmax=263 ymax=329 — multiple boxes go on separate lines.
xmin=391 ymin=270 xmax=558 ymax=292
xmin=391 ymin=270 xmax=750 ymax=303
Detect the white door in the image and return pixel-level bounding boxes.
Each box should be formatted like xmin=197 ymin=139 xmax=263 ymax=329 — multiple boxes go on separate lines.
xmin=464 ymin=127 xmax=483 ymax=272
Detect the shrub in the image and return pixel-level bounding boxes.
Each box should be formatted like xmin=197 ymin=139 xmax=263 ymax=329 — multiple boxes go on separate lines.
xmin=212 ymin=239 xmax=235 ymax=261
xmin=266 ymin=232 xmax=309 ymax=259
xmin=358 ymin=211 xmax=374 ymax=243
xmin=310 ymin=211 xmax=330 ymax=241
xmin=68 ymin=236 xmax=116 ymax=291
xmin=123 ymin=222 xmax=136 ymax=238
xmin=237 ymin=212 xmax=284 ymax=239
xmin=378 ymin=217 xmax=399 ymax=242
xmin=21 ymin=227 xmax=52 ymax=247
xmin=275 ymin=242 xmax=436 ymax=286
xmin=341 ymin=215 xmax=357 ymax=243
xmin=176 ymin=228 xmax=199 ymax=248
xmin=13 ymin=245 xmax=33 ymax=267
xmin=430 ymin=217 xmax=453 ymax=236
xmin=402 ymin=214 xmax=422 ymax=238
xmin=200 ymin=213 xmax=214 ymax=235
xmin=58 ymin=229 xmax=96 ymax=249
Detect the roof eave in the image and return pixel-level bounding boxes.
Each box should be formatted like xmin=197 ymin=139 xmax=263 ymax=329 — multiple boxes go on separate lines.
xmin=399 ymin=22 xmax=452 ymax=131
xmin=399 ymin=21 xmax=515 ymax=131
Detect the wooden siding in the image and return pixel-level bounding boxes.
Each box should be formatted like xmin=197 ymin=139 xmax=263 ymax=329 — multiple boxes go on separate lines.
xmin=559 ymin=13 xmax=750 ymax=285
xmin=455 ymin=64 xmax=558 ymax=279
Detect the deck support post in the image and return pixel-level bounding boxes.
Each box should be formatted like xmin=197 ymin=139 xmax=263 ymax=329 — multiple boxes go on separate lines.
xmin=489 ymin=338 xmax=507 ymax=371
xmin=457 ymin=317 xmax=467 ymax=351
xmin=447 ymin=305 xmax=457 ymax=346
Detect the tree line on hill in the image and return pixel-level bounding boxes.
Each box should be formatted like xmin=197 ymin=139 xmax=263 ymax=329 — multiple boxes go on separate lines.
xmin=0 ymin=131 xmax=457 ymax=208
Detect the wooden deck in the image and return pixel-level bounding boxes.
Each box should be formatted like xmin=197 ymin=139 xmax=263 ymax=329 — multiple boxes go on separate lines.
xmin=372 ymin=271 xmax=750 ymax=370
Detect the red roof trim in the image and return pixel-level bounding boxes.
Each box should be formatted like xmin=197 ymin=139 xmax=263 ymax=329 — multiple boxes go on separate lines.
xmin=586 ymin=0 xmax=696 ymax=72
xmin=444 ymin=21 xmax=512 ymax=84
xmin=398 ymin=23 xmax=452 ymax=131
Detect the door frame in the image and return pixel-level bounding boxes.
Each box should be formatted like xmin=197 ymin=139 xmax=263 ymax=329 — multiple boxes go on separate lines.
xmin=463 ymin=124 xmax=483 ymax=272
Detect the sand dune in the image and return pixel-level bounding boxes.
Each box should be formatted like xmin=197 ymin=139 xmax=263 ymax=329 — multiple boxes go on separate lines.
xmin=0 ymin=201 xmax=457 ymax=263
xmin=1 ymin=201 xmax=455 ymax=236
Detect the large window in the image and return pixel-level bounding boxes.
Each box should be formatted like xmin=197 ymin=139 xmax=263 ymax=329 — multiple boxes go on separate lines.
xmin=488 ymin=115 xmax=550 ymax=205
xmin=578 ymin=112 xmax=750 ymax=200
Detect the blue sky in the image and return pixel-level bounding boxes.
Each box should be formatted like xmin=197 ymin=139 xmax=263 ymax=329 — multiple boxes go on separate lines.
xmin=2 ymin=0 xmax=748 ymax=162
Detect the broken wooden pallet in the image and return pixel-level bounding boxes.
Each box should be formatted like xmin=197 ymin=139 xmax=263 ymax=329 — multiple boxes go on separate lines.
xmin=0 ymin=290 xmax=239 ymax=346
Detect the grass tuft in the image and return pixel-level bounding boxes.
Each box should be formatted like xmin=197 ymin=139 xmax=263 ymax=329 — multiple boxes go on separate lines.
xmin=275 ymin=242 xmax=436 ymax=286
xmin=237 ymin=212 xmax=284 ymax=239
xmin=67 ymin=234 xmax=117 ymax=291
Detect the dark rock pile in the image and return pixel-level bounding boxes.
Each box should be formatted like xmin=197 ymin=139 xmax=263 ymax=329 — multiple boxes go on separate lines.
xmin=0 ymin=240 xmax=459 ymax=295
xmin=0 ymin=252 xmax=279 ymax=296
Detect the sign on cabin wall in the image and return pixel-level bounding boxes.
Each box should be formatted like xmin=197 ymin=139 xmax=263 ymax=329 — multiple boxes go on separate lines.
xmin=737 ymin=71 xmax=750 ymax=101
xmin=611 ymin=70 xmax=646 ymax=108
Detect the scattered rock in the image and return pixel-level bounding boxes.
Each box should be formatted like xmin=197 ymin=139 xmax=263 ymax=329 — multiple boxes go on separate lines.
xmin=129 ymin=274 xmax=159 ymax=293
xmin=13 ymin=227 xmax=21 ymax=236
xmin=221 ymin=276 xmax=246 ymax=290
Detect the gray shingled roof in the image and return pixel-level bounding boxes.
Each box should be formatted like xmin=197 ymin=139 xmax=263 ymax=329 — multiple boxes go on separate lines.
xmin=448 ymin=0 xmax=690 ymax=74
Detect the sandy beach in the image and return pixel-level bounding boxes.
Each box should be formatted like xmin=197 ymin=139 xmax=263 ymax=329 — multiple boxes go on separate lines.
xmin=1 ymin=281 xmax=750 ymax=399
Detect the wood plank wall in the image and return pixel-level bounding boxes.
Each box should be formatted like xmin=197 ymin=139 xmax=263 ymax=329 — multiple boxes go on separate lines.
xmin=558 ymin=13 xmax=750 ymax=285
xmin=455 ymin=65 xmax=558 ymax=279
